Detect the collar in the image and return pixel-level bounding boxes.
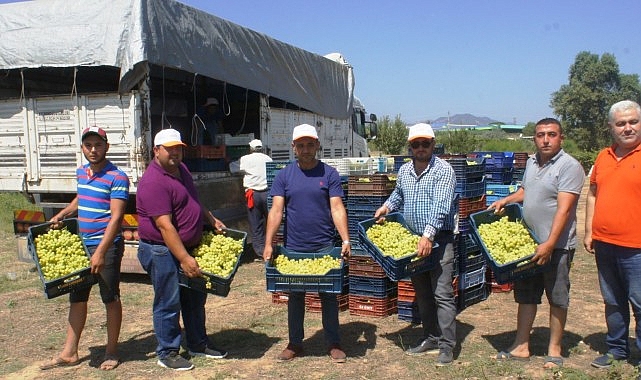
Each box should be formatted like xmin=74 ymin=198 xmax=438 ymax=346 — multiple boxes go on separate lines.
xmin=533 ymin=148 xmax=565 ymax=166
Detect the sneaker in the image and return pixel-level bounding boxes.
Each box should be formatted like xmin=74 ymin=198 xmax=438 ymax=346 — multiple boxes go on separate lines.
xmin=189 ymin=346 xmax=228 ymax=359
xmin=328 ymin=344 xmax=347 ymax=363
xmin=277 ymin=343 xmax=303 ymax=362
xmin=157 ymin=351 xmax=194 ymax=371
xmin=436 ymin=349 xmax=454 ymax=366
xmin=591 ymin=353 xmax=625 ymax=369
xmin=405 ymin=339 xmax=440 ymax=356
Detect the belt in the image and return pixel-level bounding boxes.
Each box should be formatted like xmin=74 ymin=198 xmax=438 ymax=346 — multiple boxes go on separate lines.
xmin=246 ymin=188 xmax=268 ymax=192
xmin=141 ymin=239 xmax=198 ymax=251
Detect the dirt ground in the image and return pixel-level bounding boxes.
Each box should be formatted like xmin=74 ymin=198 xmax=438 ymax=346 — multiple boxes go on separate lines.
xmin=0 ymin=183 xmax=639 ymax=380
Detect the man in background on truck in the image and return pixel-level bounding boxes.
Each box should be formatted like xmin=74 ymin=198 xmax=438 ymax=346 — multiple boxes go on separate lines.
xmin=195 ymin=97 xmax=225 ymax=145
xmin=374 ymin=123 xmax=458 ymax=366
xmin=239 ymin=139 xmax=273 ymax=260
xmin=39 ymin=126 xmax=129 ymax=371
xmin=136 ymin=128 xmax=227 ymax=371
xmin=263 ymin=123 xmax=351 ymax=363
xmin=489 ymin=118 xmax=584 ymax=368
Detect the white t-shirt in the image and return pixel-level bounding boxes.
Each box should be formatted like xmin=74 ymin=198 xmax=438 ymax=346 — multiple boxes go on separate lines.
xmin=239 ymin=152 xmax=272 ymax=190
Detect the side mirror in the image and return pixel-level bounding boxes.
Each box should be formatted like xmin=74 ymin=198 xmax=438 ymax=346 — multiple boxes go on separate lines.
xmin=369 ymin=113 xmax=377 ymax=122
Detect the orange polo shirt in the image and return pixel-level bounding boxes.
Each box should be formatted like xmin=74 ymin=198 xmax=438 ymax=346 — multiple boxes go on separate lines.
xmin=590 ymin=144 xmax=641 ymax=248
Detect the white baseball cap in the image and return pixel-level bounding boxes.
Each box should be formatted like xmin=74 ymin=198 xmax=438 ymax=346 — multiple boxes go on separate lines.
xmin=407 ymin=123 xmax=435 ymax=141
xmin=154 ymin=129 xmax=186 ymax=147
xmin=249 ymin=139 xmax=263 ymax=148
xmin=292 ymin=124 xmax=319 ymax=141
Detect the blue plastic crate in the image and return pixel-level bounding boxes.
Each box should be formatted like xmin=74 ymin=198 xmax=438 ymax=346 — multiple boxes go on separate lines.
xmin=347 ymin=195 xmax=389 ymax=212
xmin=265 ymin=246 xmax=347 ymax=293
xmin=397 ymin=300 xmax=421 ymax=323
xmin=28 ymin=219 xmax=97 ymax=299
xmin=349 ymin=275 xmax=397 ymax=297
xmin=459 ymin=265 xmax=487 ymax=290
xmin=178 ymin=228 xmax=247 ymax=297
xmin=456 ymin=177 xmax=486 ymax=198
xmin=485 ymin=183 xmax=520 ymax=197
xmin=469 ymin=203 xmax=549 ymax=284
xmin=393 ymin=155 xmax=413 ymax=172
xmin=485 ymin=168 xmax=514 ymax=185
xmin=473 ymin=151 xmax=514 ymax=169
xmin=358 ymin=213 xmax=439 ymax=281
xmin=458 ymin=282 xmax=490 ymax=312
xmin=445 ymin=157 xmax=486 ymax=181
xmin=184 ymin=158 xmax=226 ymax=172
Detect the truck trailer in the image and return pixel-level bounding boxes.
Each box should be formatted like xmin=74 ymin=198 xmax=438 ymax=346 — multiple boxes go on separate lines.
xmin=0 ymin=0 xmax=376 ymax=272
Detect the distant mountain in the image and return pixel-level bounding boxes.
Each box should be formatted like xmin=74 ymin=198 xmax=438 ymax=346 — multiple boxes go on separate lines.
xmin=430 ymin=113 xmax=499 ymax=127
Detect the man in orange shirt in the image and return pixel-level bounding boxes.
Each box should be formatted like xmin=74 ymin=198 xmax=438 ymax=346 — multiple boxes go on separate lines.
xmin=584 ymin=100 xmax=641 ymax=372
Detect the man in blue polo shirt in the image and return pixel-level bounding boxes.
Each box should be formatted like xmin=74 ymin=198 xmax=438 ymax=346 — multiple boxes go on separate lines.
xmin=263 ymin=123 xmax=351 ymax=363
xmin=137 ymin=128 xmax=227 ymax=371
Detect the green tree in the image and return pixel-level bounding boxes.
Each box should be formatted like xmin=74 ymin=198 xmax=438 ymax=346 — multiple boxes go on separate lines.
xmin=371 ymin=115 xmax=408 ymax=155
xmin=551 ymin=51 xmax=641 ymax=151
xmin=437 ymin=129 xmax=480 ymax=154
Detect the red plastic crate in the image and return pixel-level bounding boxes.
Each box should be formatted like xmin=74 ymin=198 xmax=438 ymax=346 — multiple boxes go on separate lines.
xmin=348 ymin=254 xmax=387 ymax=278
xmin=272 ymin=292 xmax=289 ymax=304
xmin=305 ymin=293 xmax=349 ymax=313
xmin=184 ymin=145 xmax=225 ymax=159
xmin=348 ymin=295 xmax=397 ymax=317
xmin=458 ymin=195 xmax=487 ymax=219
xmin=397 ymin=280 xmax=416 ymax=303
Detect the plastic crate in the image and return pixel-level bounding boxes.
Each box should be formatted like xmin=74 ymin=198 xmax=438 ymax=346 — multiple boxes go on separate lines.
xmin=392 ymin=155 xmax=413 ymax=172
xmin=349 ymin=275 xmax=397 ymax=298
xmin=458 ymin=195 xmax=487 ymax=220
xmin=305 ymin=292 xmax=349 ymax=312
xmin=347 ymin=174 xmax=396 ymax=196
xmin=348 ymin=294 xmax=397 ymax=317
xmin=178 ymin=228 xmax=247 ymax=297
xmin=358 ymin=213 xmax=439 ymax=281
xmin=485 ymin=168 xmax=514 ymax=185
xmin=456 ymin=177 xmax=486 ymax=198
xmin=472 ymin=151 xmax=514 ymax=169
xmin=348 ymin=249 xmax=387 ymax=278
xmin=469 ymin=203 xmax=548 ymax=284
xmin=221 ymin=133 xmax=254 ymax=146
xmin=183 ymin=158 xmax=226 ymax=172
xmin=459 ymin=265 xmax=487 ymax=290
xmin=485 ymin=183 xmax=520 ymax=197
xmin=320 ymin=158 xmax=349 ymax=176
xmin=513 ymin=152 xmax=530 ymax=169
xmin=184 ymin=145 xmax=225 ymax=159
xmin=445 ymin=157 xmax=486 ymax=181
xmin=265 ymin=246 xmax=347 ymax=293
xmin=397 ymin=279 xmax=416 ymax=302
xmin=27 ymin=219 xmax=97 ymax=299
xmin=347 ymin=195 xmax=389 ymax=212
xmin=458 ymin=282 xmax=490 ymax=312
xmin=397 ymin=300 xmax=421 ymax=323
xmin=272 ymin=291 xmax=290 ymax=304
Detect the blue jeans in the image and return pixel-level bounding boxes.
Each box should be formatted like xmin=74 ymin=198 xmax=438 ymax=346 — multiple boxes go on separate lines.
xmin=138 ymin=241 xmax=210 ymax=359
xmin=286 ymin=245 xmax=340 ymax=347
xmin=411 ymin=232 xmax=457 ymax=351
xmin=594 ymin=241 xmax=641 ymax=359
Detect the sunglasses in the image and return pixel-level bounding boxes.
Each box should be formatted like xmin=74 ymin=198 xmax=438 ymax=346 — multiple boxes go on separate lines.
xmin=410 ymin=140 xmax=433 ymax=149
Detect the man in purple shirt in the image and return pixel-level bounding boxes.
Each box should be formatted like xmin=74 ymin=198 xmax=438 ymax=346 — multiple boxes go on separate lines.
xmin=137 ymin=128 xmax=226 ymax=371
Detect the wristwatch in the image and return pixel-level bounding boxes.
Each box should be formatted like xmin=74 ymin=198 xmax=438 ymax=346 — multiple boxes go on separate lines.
xmin=342 ymin=240 xmax=351 ymax=245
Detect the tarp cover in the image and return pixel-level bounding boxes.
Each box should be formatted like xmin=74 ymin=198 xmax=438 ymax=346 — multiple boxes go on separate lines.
xmin=0 ymin=0 xmax=354 ymax=118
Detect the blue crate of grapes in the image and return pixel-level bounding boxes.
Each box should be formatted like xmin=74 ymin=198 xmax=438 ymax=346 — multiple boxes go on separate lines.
xmin=469 ymin=203 xmax=549 ymax=284
xmin=179 ymin=228 xmax=247 ymax=297
xmin=358 ymin=213 xmax=439 ymax=282
xmin=265 ymin=246 xmax=346 ymax=293
xmin=27 ymin=219 xmax=97 ymax=299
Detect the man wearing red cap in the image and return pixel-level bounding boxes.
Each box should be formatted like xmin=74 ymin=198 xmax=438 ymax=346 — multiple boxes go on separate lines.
xmin=40 ymin=126 xmax=129 ymax=371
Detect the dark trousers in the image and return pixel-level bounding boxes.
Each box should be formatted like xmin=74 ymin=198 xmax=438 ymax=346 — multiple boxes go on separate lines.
xmin=247 ymin=189 xmax=269 ymax=256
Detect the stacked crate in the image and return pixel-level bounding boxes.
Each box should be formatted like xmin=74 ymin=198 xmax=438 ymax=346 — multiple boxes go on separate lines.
xmin=397 ymin=279 xmax=419 ymax=323
xmin=347 ymin=177 xmax=398 ymax=317
xmin=443 ymin=156 xmax=490 ymax=311
xmin=473 ymin=151 xmax=514 ymax=185
xmin=512 ymin=152 xmax=529 ymax=183
xmin=266 ymin=160 xmax=293 ymax=245
xmin=183 ymin=145 xmax=226 ymax=172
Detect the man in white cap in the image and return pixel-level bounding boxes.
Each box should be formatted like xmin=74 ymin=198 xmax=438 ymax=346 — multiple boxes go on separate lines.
xmin=239 ymin=139 xmax=273 ymax=260
xmin=375 ymin=123 xmax=458 ymax=366
xmin=264 ymin=123 xmax=351 ymax=363
xmin=137 ymin=128 xmax=228 ymax=371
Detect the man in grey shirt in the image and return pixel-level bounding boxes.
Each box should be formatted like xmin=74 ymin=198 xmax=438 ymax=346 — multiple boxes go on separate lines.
xmin=487 ymin=118 xmax=585 ymax=369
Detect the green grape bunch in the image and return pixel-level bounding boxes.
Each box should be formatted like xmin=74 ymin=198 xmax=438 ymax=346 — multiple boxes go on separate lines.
xmin=274 ymin=254 xmax=341 ymax=275
xmin=192 ymin=232 xmax=244 ymax=278
xmin=477 ymin=216 xmax=538 ymax=265
xmin=35 ymin=228 xmax=89 ymax=281
xmin=366 ymin=221 xmax=420 ymax=259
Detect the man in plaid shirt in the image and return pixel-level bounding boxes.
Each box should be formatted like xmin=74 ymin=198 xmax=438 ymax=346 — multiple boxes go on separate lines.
xmin=375 ymin=123 xmax=458 ymax=366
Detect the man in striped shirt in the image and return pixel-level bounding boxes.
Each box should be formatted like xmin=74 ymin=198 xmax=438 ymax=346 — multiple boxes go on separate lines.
xmin=40 ymin=126 xmax=129 ymax=371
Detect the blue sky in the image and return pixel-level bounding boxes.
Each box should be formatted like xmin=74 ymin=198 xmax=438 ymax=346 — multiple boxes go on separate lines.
xmin=182 ymin=0 xmax=640 ymax=125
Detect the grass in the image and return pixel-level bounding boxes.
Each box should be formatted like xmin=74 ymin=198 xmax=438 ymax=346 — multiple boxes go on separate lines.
xmin=0 ymin=192 xmax=42 ymax=234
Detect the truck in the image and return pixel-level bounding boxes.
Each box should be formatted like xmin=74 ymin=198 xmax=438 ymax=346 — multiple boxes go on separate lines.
xmin=0 ymin=0 xmax=376 ymax=272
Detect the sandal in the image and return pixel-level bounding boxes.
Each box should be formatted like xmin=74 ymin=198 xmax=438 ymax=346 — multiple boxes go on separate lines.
xmin=100 ymin=355 xmax=120 ymax=370
xmin=39 ymin=357 xmax=80 ymax=370
xmin=543 ymin=355 xmax=564 ymax=368
xmin=496 ymin=351 xmax=530 ymax=361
